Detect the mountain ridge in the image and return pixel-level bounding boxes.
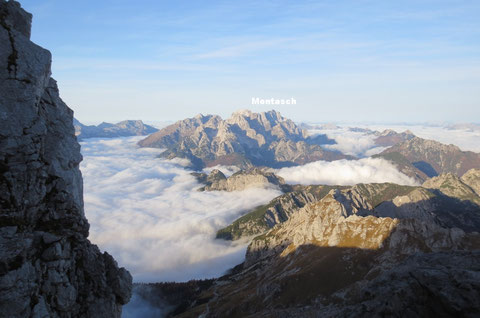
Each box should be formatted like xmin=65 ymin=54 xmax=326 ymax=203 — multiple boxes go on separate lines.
xmin=377 ymin=136 xmax=480 ymax=180
xmin=74 ymin=118 xmax=158 ymax=140
xmin=138 ymin=110 xmax=353 ymax=170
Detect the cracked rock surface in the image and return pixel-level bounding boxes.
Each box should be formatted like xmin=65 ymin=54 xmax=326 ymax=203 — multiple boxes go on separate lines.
xmin=0 ymin=1 xmax=132 ymax=317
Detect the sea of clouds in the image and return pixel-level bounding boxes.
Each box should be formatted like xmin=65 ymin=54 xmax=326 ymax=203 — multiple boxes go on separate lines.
xmin=80 ymin=137 xmax=282 ymax=283
xmin=79 ymin=125 xmax=478 ymax=317
xmin=276 ymin=158 xmax=418 ymax=186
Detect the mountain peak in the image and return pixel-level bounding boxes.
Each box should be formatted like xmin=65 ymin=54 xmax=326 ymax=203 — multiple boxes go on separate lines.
xmin=138 ymin=110 xmax=349 ymax=169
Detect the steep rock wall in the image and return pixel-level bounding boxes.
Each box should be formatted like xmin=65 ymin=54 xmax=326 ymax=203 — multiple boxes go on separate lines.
xmin=0 ymin=1 xmax=132 ymax=317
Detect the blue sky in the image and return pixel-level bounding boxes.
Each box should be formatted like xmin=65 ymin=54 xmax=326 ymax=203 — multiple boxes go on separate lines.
xmin=20 ymin=0 xmax=480 ymax=124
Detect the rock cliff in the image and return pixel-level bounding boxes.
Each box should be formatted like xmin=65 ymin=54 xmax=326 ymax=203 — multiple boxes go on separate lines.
xmin=138 ymin=110 xmax=352 ymax=169
xmin=0 ymin=1 xmax=132 ymax=317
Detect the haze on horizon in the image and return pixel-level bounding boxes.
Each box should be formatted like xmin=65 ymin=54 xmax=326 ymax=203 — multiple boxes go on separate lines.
xmin=20 ymin=0 xmax=480 ymax=124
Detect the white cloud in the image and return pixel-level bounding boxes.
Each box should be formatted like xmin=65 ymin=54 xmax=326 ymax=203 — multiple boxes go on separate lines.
xmin=276 ymin=158 xmax=418 ymax=186
xmin=80 ymin=137 xmax=281 ymax=283
xmin=308 ymin=127 xmax=383 ymax=157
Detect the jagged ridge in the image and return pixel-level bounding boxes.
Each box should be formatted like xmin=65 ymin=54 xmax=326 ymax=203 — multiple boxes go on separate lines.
xmin=138 ymin=110 xmax=352 ymax=169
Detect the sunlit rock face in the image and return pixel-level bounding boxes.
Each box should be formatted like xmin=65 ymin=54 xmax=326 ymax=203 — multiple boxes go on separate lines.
xmin=0 ymin=1 xmax=132 ymax=316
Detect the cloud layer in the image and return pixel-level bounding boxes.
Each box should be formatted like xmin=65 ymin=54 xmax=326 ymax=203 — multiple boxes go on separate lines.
xmin=80 ymin=137 xmax=281 ymax=283
xmin=308 ymin=127 xmax=386 ymax=157
xmin=276 ymin=158 xmax=418 ymax=186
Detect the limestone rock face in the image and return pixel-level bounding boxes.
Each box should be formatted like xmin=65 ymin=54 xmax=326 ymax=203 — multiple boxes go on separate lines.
xmin=138 ymin=110 xmax=352 ymax=169
xmin=0 ymin=1 xmax=132 ymax=317
xmin=245 ymin=189 xmax=474 ymax=266
xmin=200 ymin=168 xmax=285 ymax=192
xmin=217 ymin=183 xmax=418 ymax=241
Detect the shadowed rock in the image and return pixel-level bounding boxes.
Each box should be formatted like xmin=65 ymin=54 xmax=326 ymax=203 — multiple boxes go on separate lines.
xmin=0 ymin=1 xmax=132 ymax=316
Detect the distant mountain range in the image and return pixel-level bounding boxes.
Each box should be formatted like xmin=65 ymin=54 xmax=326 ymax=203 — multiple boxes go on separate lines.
xmin=74 ymin=118 xmax=158 ymax=140
xmin=138 ymin=110 xmax=480 ymax=179
xmin=138 ymin=110 xmax=354 ymax=169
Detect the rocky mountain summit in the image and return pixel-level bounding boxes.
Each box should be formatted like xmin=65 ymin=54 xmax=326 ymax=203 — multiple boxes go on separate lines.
xmin=377 ymin=136 xmax=480 ymax=181
xmin=74 ymin=118 xmax=157 ymax=140
xmin=144 ymin=172 xmax=480 ymax=317
xmin=0 ymin=1 xmax=132 ymax=317
xmin=138 ymin=110 xmax=351 ymax=169
xmin=194 ymin=168 xmax=287 ymax=192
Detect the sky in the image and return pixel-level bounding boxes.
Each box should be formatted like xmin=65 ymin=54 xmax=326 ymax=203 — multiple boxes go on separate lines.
xmin=20 ymin=0 xmax=480 ymax=124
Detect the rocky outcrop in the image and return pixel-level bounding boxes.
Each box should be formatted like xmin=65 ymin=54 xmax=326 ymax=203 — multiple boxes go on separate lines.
xmin=245 ymin=188 xmax=477 ymax=265
xmin=198 ymin=168 xmax=286 ymax=192
xmin=74 ymin=118 xmax=158 ymax=140
xmin=377 ymin=136 xmax=480 ymax=179
xmin=0 ymin=1 xmax=132 ymax=317
xmin=138 ymin=110 xmax=352 ymax=169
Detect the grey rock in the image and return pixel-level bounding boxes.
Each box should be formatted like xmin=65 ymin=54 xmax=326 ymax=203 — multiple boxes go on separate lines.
xmin=0 ymin=1 xmax=132 ymax=317
xmin=200 ymin=168 xmax=285 ymax=192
